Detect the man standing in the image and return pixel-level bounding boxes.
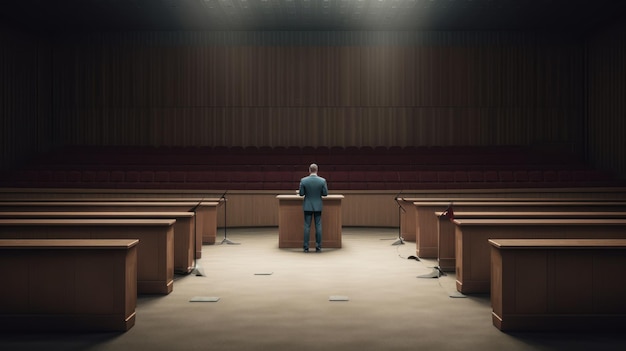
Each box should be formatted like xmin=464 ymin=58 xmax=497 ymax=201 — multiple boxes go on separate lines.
xmin=299 ymin=163 xmax=328 ymax=252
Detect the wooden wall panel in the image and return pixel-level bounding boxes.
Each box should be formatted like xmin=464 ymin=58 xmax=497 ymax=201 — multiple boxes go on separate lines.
xmin=4 ymin=28 xmax=626 ymax=180
xmin=55 ymin=106 xmax=580 ymax=148
xmin=0 ymin=30 xmax=52 ymax=171
xmin=48 ymin=31 xmax=586 ymax=150
xmin=587 ymin=22 xmax=626 ymax=180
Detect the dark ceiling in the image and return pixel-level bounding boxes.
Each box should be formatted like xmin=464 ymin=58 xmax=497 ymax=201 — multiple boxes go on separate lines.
xmin=1 ymin=0 xmax=625 ymax=32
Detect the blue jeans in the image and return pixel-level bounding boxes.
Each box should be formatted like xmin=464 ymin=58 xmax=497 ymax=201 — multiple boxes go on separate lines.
xmin=303 ymin=211 xmax=322 ymax=249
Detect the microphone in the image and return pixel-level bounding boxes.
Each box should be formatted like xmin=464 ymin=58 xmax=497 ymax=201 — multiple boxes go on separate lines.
xmin=190 ymin=197 xmax=205 ymax=213
xmin=391 ymin=189 xmax=405 ymax=245
xmin=394 ymin=190 xmax=405 ymax=213
xmin=394 ymin=188 xmax=403 ymax=201
xmin=440 ymin=201 xmax=454 ymax=221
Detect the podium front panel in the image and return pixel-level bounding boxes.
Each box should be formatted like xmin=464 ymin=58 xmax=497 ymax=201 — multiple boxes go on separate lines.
xmin=276 ymin=195 xmax=343 ymax=248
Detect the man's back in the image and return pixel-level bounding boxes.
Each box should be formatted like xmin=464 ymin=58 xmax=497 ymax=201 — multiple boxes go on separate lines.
xmin=299 ymin=174 xmax=328 ymax=212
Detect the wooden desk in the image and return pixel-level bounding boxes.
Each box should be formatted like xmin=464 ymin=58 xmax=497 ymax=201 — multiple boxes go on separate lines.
xmin=454 ymin=218 xmax=626 ymax=294
xmin=0 ymin=201 xmax=201 ymax=211
xmin=0 ymin=219 xmax=175 ymax=295
xmin=397 ymin=196 xmax=622 ymax=243
xmin=0 ymin=211 xmax=195 ymax=274
xmin=437 ymin=211 xmax=626 ymax=272
xmin=197 ymin=201 xmax=220 ymax=246
xmin=0 ymin=239 xmax=138 ymax=332
xmin=489 ymin=239 xmax=626 ymax=331
xmin=0 ymin=200 xmax=217 ymax=257
xmin=276 ymin=195 xmax=344 ymax=249
xmin=413 ymin=201 xmax=626 ymax=259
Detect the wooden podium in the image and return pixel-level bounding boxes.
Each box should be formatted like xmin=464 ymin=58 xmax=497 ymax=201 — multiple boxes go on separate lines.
xmin=276 ymin=194 xmax=344 ymax=249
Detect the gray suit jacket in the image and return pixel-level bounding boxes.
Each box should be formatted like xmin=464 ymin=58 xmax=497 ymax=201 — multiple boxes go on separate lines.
xmin=299 ymin=174 xmax=328 ymax=212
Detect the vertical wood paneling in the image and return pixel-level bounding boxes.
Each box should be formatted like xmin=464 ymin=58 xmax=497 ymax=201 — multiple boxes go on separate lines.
xmin=47 ymin=31 xmax=586 ymax=151
xmin=0 ymin=30 xmax=49 ymax=170
xmin=4 ymin=28 xmax=626 ymax=180
xmin=587 ymin=22 xmax=626 ymax=179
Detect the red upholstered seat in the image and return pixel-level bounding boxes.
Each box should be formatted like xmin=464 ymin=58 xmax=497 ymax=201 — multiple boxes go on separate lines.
xmin=263 ymin=181 xmax=284 ymax=190
xmin=42 ymin=170 xmax=58 ymax=182
xmin=558 ymin=170 xmax=572 ymax=182
xmin=82 ymin=171 xmax=97 ymax=182
xmin=374 ymin=146 xmax=388 ymax=154
xmin=483 ymin=171 xmax=498 ymax=182
xmin=543 ymin=170 xmax=558 ymax=182
xmin=51 ymin=170 xmax=66 ymax=182
xmin=140 ymin=171 xmax=155 ymax=182
xmin=467 ymin=171 xmax=484 ymax=182
xmin=170 ymin=171 xmax=186 ymax=182
xmin=513 ymin=170 xmax=528 ymax=182
xmin=363 ymin=171 xmax=385 ymax=182
xmin=528 ymin=170 xmax=543 ymax=182
xmin=125 ymin=171 xmax=140 ymax=182
xmin=155 ymin=171 xmax=169 ymax=182
xmin=110 ymin=171 xmax=125 ymax=182
xmin=577 ymin=170 xmax=610 ymax=182
xmin=419 ymin=171 xmax=438 ymax=183
xmin=454 ymin=171 xmax=468 ymax=182
xmin=499 ymin=171 xmax=514 ymax=182
xmin=4 ymin=145 xmax=612 ymax=191
xmin=96 ymin=170 xmax=110 ymax=182
xmin=229 ymin=171 xmax=249 ymax=182
xmin=437 ymin=171 xmax=455 ymax=183
xmin=330 ymin=171 xmax=349 ymax=182
xmin=187 ymin=171 xmax=213 ymax=183
xmin=397 ymin=171 xmax=417 ymax=182
xmin=15 ymin=170 xmax=38 ymax=182
xmin=349 ymin=171 xmax=366 ymax=182
xmin=331 ymin=182 xmax=351 ymax=190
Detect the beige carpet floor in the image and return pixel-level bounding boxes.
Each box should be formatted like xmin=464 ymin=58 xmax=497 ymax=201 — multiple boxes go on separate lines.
xmin=1 ymin=227 xmax=625 ymax=351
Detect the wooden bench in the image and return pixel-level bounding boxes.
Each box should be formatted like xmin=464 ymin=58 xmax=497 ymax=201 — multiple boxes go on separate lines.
xmin=0 ymin=196 xmax=221 ymax=202
xmin=196 ymin=201 xmax=220 ymax=245
xmin=453 ymin=218 xmax=626 ymax=294
xmin=411 ymin=200 xmax=626 ymax=258
xmin=0 ymin=239 xmax=138 ymax=332
xmin=437 ymin=211 xmax=626 ymax=272
xmin=0 ymin=218 xmax=175 ymax=295
xmin=0 ymin=201 xmax=201 ymax=211
xmin=489 ymin=238 xmax=626 ymax=331
xmin=398 ymin=196 xmax=626 ymax=243
xmin=0 ymin=211 xmax=195 ymax=274
xmin=0 ymin=200 xmax=221 ymax=255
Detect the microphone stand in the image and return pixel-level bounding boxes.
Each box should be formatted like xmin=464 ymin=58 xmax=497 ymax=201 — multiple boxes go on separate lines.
xmin=391 ymin=194 xmax=405 ymax=246
xmin=190 ymin=198 xmax=205 ymax=276
xmin=219 ymin=190 xmax=239 ymax=245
